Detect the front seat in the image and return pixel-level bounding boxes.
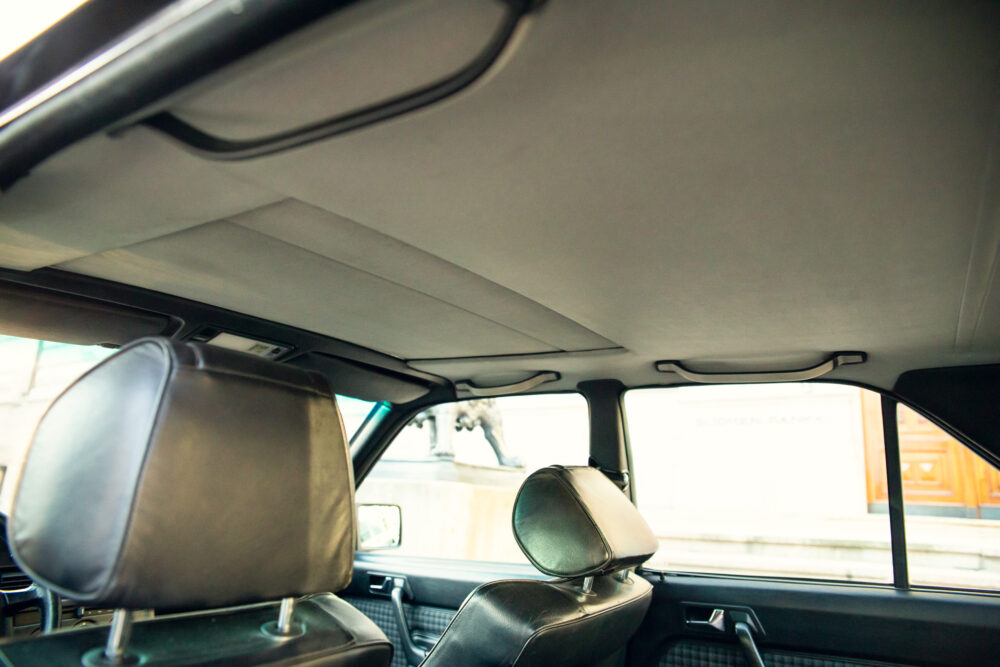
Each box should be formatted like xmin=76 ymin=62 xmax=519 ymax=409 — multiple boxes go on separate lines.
xmin=0 ymin=337 xmax=392 ymax=666
xmin=421 ymin=465 xmax=659 ymax=667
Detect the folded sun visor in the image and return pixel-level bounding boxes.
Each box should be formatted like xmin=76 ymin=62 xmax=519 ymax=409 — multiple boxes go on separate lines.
xmin=290 ymin=352 xmax=431 ymax=404
xmin=0 ymin=283 xmax=173 ymax=345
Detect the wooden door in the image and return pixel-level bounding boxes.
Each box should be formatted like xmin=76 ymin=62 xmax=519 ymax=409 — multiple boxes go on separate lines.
xmin=977 ymin=461 xmax=1000 ymax=519
xmin=861 ymin=391 xmax=998 ymax=519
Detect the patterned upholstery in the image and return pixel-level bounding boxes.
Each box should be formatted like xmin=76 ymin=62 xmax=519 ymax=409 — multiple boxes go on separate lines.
xmin=342 ymin=595 xmax=456 ymax=667
xmin=406 ymin=603 xmax=456 ymax=637
xmin=659 ymin=640 xmax=909 ymax=667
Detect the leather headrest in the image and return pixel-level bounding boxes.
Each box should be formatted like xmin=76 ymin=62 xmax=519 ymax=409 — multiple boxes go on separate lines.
xmin=512 ymin=466 xmax=657 ymax=578
xmin=9 ymin=337 xmax=356 ymax=611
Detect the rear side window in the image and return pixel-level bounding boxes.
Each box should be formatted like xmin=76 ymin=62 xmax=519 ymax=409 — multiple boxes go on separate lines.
xmin=627 ymin=383 xmax=1000 ymax=592
xmin=626 ymin=384 xmax=894 ymax=583
xmin=356 ymin=393 xmax=588 ymax=563
xmin=892 ymin=404 xmax=1000 ymax=590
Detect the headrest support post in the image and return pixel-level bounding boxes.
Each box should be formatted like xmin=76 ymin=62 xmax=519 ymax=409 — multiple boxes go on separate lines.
xmin=262 ymin=597 xmax=304 ymax=639
xmin=277 ymin=597 xmax=296 ymax=635
xmin=106 ymin=609 xmax=132 ymax=662
xmin=81 ymin=609 xmax=138 ymax=666
xmin=580 ymin=576 xmax=594 ymax=594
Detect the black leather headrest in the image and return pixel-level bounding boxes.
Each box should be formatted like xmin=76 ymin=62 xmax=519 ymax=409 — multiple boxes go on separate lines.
xmin=8 ymin=337 xmax=356 ymax=611
xmin=512 ymin=466 xmax=657 ymax=578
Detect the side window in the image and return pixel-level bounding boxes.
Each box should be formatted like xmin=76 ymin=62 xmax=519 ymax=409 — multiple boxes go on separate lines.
xmin=335 ymin=395 xmax=382 ymax=444
xmin=894 ymin=405 xmax=1000 ymax=591
xmin=0 ymin=335 xmax=114 ymax=514
xmin=356 ymin=393 xmax=588 ymax=563
xmin=626 ymin=383 xmax=894 ymax=583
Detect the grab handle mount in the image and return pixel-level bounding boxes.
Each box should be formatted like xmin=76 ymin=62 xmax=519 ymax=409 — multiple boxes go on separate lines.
xmin=456 ymin=371 xmax=560 ymax=397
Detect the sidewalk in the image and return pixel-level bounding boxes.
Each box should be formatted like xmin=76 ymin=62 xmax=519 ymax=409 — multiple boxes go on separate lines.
xmin=646 ymin=514 xmax=1000 ymax=590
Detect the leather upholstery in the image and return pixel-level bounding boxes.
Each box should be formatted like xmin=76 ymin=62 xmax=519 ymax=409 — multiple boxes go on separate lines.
xmin=512 ymin=466 xmax=658 ymax=577
xmin=0 ymin=594 xmax=393 ymax=666
xmin=421 ymin=574 xmax=652 ymax=667
xmin=422 ymin=465 xmax=657 ymax=667
xmin=8 ymin=337 xmax=357 ymax=611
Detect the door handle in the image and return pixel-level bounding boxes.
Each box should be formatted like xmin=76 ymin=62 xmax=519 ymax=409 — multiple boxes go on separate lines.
xmin=682 ymin=605 xmax=767 ymax=667
xmin=685 ymin=608 xmax=726 ymax=632
xmin=390 ymin=578 xmax=428 ymax=666
xmin=368 ymin=574 xmax=394 ymax=596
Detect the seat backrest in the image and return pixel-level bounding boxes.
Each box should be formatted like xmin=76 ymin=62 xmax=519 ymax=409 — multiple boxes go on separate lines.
xmin=421 ymin=465 xmax=659 ymax=667
xmin=2 ymin=337 xmax=392 ymax=666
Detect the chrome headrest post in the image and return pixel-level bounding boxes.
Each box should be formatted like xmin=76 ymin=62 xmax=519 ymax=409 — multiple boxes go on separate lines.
xmin=580 ymin=576 xmax=594 ymax=594
xmin=277 ymin=597 xmax=295 ymax=634
xmin=614 ymin=568 xmax=632 ymax=583
xmin=81 ymin=608 xmax=138 ymax=665
xmin=105 ymin=609 xmax=133 ymax=662
xmin=263 ymin=597 xmax=304 ymax=638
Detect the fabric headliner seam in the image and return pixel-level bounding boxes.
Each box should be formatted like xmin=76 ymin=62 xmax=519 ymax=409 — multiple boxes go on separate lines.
xmin=58 ymin=218 xmax=576 ymax=354
xmin=229 ymin=221 xmax=590 ymax=353
xmin=230 ymin=197 xmax=622 ymax=347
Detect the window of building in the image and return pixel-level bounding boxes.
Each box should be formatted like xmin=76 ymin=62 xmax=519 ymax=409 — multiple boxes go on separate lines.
xmin=626 ymin=383 xmax=894 ymax=583
xmin=356 ymin=393 xmax=589 ymax=563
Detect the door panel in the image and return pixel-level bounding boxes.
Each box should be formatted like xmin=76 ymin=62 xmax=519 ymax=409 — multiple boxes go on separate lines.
xmin=340 ymin=596 xmax=454 ymax=667
xmin=628 ymin=574 xmax=1000 ymax=667
xmin=658 ymin=640 xmax=897 ymax=667
xmin=344 ymin=553 xmax=546 ymax=666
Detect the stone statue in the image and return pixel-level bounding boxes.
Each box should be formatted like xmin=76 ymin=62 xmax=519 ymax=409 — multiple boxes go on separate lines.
xmin=411 ymin=399 xmax=523 ymax=468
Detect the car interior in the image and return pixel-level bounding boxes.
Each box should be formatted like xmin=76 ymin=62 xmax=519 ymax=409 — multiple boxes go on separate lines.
xmin=0 ymin=1 xmax=998 ymax=666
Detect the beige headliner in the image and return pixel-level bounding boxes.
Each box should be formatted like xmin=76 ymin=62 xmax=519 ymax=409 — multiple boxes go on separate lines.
xmin=1 ymin=0 xmax=999 ymax=392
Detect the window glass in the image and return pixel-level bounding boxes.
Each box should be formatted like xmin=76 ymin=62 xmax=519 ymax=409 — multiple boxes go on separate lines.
xmin=335 ymin=395 xmax=381 ymax=443
xmin=626 ymin=383 xmax=893 ymax=583
xmin=356 ymin=393 xmax=588 ymax=562
xmin=894 ymin=404 xmax=1000 ymax=591
xmin=0 ymin=335 xmax=114 ymax=514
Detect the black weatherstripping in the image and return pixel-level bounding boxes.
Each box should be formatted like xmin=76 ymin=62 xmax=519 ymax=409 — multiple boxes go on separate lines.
xmin=0 ymin=0 xmax=359 ymax=190
xmin=140 ymin=0 xmax=541 ymax=161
